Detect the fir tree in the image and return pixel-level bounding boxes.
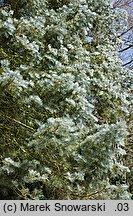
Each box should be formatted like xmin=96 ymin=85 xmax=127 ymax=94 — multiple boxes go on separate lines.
xmin=0 ymin=0 xmax=131 ymax=199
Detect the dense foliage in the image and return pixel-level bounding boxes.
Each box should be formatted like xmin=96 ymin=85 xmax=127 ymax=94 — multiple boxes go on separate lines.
xmin=0 ymin=0 xmax=132 ymax=199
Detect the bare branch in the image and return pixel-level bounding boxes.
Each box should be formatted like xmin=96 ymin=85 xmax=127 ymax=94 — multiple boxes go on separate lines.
xmin=119 ymin=44 xmax=133 ymax=52
xmin=113 ymin=0 xmax=123 ymax=8
xmin=5 ymin=116 xmax=36 ymax=132
xmin=123 ymin=59 xmax=133 ymax=66
xmin=113 ymin=0 xmax=133 ymax=8
xmin=118 ymin=26 xmax=133 ymax=38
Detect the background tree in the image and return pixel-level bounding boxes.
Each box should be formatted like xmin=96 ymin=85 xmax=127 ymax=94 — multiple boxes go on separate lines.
xmin=113 ymin=0 xmax=133 ymax=68
xmin=113 ymin=0 xmax=133 ymax=198
xmin=0 ymin=0 xmax=132 ymax=199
